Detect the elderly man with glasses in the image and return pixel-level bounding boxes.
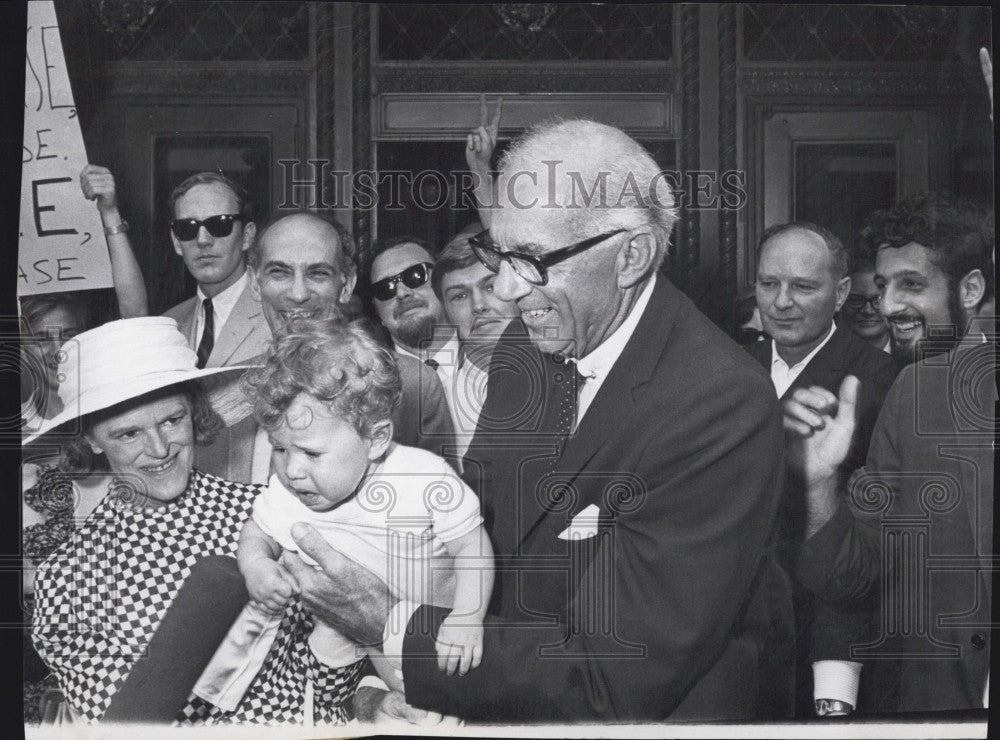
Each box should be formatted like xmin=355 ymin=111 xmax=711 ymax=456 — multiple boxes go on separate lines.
xmin=281 ymin=119 xmax=796 ymax=723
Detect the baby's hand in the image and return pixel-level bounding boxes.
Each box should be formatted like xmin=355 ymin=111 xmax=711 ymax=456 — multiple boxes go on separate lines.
xmin=435 ymin=614 xmax=483 ymax=676
xmin=244 ymin=558 xmax=298 ymax=615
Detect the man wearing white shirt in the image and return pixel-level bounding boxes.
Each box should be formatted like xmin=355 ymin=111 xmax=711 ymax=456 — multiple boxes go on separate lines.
xmin=429 ymin=228 xmax=517 ymax=464
xmin=163 ymin=172 xmax=271 ymax=369
xmin=279 ymin=120 xmax=793 ymax=723
xmin=749 ymin=222 xmax=898 ymax=717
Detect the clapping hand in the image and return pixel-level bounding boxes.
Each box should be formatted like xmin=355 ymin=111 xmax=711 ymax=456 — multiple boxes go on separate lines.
xmin=980 ymin=47 xmax=993 ymax=121
xmin=782 ymin=375 xmax=859 ymax=487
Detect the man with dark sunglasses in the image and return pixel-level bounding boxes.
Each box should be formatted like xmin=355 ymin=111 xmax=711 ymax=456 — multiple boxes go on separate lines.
xmin=368 ymin=236 xmax=455 ymax=366
xmin=368 ymin=237 xmax=462 ymax=430
xmin=287 ymin=120 xmax=796 ymax=723
xmin=164 ymin=171 xmax=271 ymax=370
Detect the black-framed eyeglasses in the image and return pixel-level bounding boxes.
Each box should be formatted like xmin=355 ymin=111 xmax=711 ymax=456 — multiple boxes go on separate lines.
xmin=844 ymin=293 xmax=882 ymax=312
xmin=370 ymin=262 xmax=433 ymax=301
xmin=468 ymin=228 xmax=629 ymax=286
xmin=170 ymin=214 xmax=242 ymax=241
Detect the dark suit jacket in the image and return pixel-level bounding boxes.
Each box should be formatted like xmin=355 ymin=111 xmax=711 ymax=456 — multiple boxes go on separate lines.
xmin=746 ymin=326 xmax=899 ymax=713
xmin=797 ymin=341 xmax=995 ymax=712
xmin=400 ymin=278 xmax=794 ymax=721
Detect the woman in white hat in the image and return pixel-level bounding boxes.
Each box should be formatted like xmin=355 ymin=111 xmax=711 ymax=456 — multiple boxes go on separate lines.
xmin=27 ymin=317 xmax=358 ymax=725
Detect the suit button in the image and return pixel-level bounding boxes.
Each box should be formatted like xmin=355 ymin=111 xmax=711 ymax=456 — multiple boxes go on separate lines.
xmin=971 ymin=633 xmax=987 ymax=650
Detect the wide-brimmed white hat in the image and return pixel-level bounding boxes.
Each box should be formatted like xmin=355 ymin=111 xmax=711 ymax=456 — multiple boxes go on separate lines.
xmin=23 ymin=317 xmax=251 ymax=446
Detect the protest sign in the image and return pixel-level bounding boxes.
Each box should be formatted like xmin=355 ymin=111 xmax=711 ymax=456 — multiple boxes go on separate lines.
xmin=19 ymin=0 xmax=112 ymax=297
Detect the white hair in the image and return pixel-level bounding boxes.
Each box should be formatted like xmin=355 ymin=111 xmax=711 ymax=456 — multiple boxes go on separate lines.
xmin=498 ymin=119 xmax=677 ymax=269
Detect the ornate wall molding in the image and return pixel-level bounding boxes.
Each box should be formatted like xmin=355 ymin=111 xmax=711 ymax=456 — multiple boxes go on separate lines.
xmin=717 ymin=4 xmax=738 ymax=330
xmin=315 ymin=3 xmax=336 ymax=204
xmin=374 ymin=64 xmax=673 ymax=94
xmin=678 ymin=3 xmax=699 ymax=281
xmin=104 ymin=64 xmax=311 ymax=97
xmin=352 ymin=2 xmax=373 ymax=257
xmin=740 ymin=66 xmax=970 ymax=98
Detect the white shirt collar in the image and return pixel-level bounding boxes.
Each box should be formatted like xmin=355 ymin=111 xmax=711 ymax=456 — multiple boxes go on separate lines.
xmin=196 ymin=268 xmax=247 ymax=330
xmin=770 ymin=321 xmax=837 ymax=374
xmin=576 ymin=275 xmax=657 ymax=382
xmin=395 ymin=333 xmax=460 ymax=369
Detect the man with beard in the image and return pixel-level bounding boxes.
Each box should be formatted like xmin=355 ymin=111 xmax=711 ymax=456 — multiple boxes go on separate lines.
xmin=368 ymin=236 xmax=461 ymax=422
xmin=196 ymin=212 xmax=455 ymax=483
xmin=786 ymin=192 xmax=995 ymax=712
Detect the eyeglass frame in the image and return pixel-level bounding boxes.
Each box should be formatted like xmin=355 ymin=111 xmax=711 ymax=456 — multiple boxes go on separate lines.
xmin=843 ymin=293 xmax=882 ymax=312
xmin=170 ymin=213 xmax=243 ymax=241
xmin=468 ymin=228 xmax=630 ymax=286
xmin=369 ymin=261 xmax=434 ymax=301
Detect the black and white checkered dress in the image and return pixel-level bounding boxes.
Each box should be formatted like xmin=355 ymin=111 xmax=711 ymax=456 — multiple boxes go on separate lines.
xmin=32 ymin=469 xmax=364 ymax=725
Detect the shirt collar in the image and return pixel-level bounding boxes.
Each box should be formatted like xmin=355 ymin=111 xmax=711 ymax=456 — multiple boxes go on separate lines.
xmin=395 ymin=333 xmax=460 ymax=366
xmin=771 ymin=321 xmax=837 ymax=372
xmin=576 ymin=274 xmax=657 ymax=381
xmin=196 ymin=268 xmax=247 ymax=328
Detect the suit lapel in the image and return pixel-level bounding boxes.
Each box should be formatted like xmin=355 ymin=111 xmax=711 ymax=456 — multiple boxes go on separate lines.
xmin=209 ymin=283 xmax=262 ymax=367
xmin=176 ymin=298 xmax=199 ymax=349
xmin=518 ymin=279 xmax=679 ymax=543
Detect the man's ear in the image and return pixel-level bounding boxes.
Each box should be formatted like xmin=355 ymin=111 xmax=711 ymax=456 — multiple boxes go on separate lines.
xmin=958 ymin=268 xmax=986 ymax=310
xmin=340 ymin=270 xmax=358 ymax=304
xmin=366 ymin=419 xmax=393 ymax=461
xmin=171 ymin=232 xmax=184 ymax=258
xmin=241 ymin=221 xmax=257 ymax=253
xmin=85 ymin=434 xmax=104 ymax=456
xmin=249 ymin=266 xmax=261 ymax=300
xmin=616 ymin=230 xmax=658 ymax=289
xmin=834 ymin=275 xmax=852 ymax=312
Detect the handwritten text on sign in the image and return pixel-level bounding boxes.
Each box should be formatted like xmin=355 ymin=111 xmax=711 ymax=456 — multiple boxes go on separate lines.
xmin=18 ymin=0 xmax=112 ymax=296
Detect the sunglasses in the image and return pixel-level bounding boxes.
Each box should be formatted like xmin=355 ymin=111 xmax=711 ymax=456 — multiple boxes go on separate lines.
xmin=370 ymin=262 xmax=433 ymax=301
xmin=844 ymin=293 xmax=881 ymax=312
xmin=170 ymin=214 xmax=242 ymax=241
xmin=469 ymin=228 xmax=628 ymax=286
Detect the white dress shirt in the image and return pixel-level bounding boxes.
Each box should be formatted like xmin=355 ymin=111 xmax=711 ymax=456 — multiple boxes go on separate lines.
xmin=769 ymin=321 xmax=837 ymax=398
xmin=448 ymin=356 xmax=490 ymax=462
xmin=194 ymin=269 xmax=248 ymax=349
xmin=572 ymin=275 xmax=657 ymax=429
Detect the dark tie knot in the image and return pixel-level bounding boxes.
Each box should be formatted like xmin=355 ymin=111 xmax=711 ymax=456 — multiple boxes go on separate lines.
xmin=424 ymin=357 xmax=439 ymax=370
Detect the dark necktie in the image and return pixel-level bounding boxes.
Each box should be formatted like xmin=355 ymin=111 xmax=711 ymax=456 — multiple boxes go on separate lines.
xmin=196 ymin=298 xmax=214 ymax=369
xmin=547 ymin=354 xmax=586 ymax=471
xmin=424 ymin=357 xmax=439 ymax=370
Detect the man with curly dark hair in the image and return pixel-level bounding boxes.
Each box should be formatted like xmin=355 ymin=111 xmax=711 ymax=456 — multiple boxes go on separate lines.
xmin=787 ymin=191 xmax=994 ymax=712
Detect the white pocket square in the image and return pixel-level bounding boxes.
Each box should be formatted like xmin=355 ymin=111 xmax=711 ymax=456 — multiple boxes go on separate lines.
xmin=557 ymin=503 xmax=601 ymax=540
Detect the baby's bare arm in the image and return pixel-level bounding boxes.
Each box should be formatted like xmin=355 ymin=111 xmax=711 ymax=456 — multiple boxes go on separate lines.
xmin=238 ymin=519 xmax=298 ymax=612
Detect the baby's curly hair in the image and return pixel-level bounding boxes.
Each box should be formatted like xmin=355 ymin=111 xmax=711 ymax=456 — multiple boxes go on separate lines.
xmin=243 ymin=317 xmax=402 ymax=439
